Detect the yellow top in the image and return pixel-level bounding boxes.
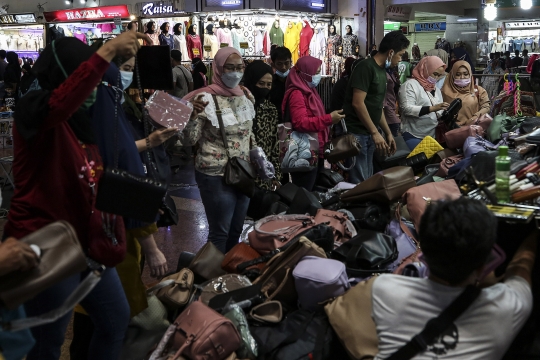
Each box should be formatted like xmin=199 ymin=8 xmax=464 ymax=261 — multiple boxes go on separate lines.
xmin=284 ymin=21 xmax=302 ymax=64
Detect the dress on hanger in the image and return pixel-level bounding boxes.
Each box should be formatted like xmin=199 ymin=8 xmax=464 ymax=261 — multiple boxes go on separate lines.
xmin=326 ymin=33 xmax=342 ymax=79
xmin=159 ymin=33 xmax=174 ymax=48
xmin=310 ymin=29 xmax=326 ymax=74
xmin=506 ymin=38 xmax=514 ymax=52
xmin=342 ymin=33 xmax=358 ymax=58
xmin=187 ymin=34 xmax=203 ymax=59
xmin=74 ymin=32 xmax=87 ymax=44
xmin=478 ymin=42 xmax=488 ymax=58
xmin=492 ymin=42 xmax=505 ymax=53
xmin=254 ymin=29 xmax=270 ymax=56
xmin=204 ymin=34 xmax=219 ymax=59
xmin=174 ymin=34 xmax=190 ymax=61
xmin=299 ymin=21 xmax=314 ymax=58
xmin=216 ymin=28 xmax=233 ymax=48
xmin=231 ymin=29 xmax=246 ymax=56
xmin=269 ymin=21 xmax=284 ymax=46
xmin=284 ymin=22 xmax=302 ymax=64
xmin=488 ymin=39 xmax=495 ymax=53
xmin=524 ymin=38 xmax=535 ymax=52
xmin=513 ymin=39 xmax=524 ymax=52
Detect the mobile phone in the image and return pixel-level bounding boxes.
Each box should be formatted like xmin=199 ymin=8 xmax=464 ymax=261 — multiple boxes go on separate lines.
xmin=135 ymin=46 xmax=173 ymax=90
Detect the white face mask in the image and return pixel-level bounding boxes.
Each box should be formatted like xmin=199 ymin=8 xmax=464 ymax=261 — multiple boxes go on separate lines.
xmin=309 ymin=74 xmax=322 ymax=88
xmin=120 ymin=70 xmax=133 ymax=90
xmin=221 ymin=71 xmax=243 ymax=88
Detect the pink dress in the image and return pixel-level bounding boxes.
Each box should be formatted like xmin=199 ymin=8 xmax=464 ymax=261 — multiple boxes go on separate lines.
xmin=187 ymin=35 xmax=203 ymax=59
xmin=74 ymin=32 xmax=87 ymax=44
xmin=299 ymin=26 xmax=314 ymax=58
xmin=216 ymin=28 xmax=233 ymax=48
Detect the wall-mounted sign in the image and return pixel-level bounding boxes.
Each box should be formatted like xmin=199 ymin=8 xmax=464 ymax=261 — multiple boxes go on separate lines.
xmin=138 ymin=2 xmax=181 ymax=16
xmin=0 ymin=13 xmax=37 ymax=24
xmin=505 ymin=21 xmax=540 ymax=29
xmin=204 ymin=0 xmax=244 ymax=9
xmin=384 ymin=22 xmax=401 ymax=31
xmin=44 ymin=5 xmax=130 ymax=22
xmin=415 ymin=22 xmax=446 ymax=32
xmin=385 ymin=5 xmax=411 ymax=21
xmin=280 ymin=0 xmax=327 ymax=13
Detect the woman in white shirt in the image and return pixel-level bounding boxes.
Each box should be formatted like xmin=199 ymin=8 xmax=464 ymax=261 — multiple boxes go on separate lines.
xmin=399 ymin=56 xmax=449 ymax=150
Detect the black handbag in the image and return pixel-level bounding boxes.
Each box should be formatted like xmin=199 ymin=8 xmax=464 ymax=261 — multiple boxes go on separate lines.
xmin=95 ymin=62 xmax=167 ymax=223
xmin=156 ymin=193 xmax=178 ymax=227
xmin=247 ymin=187 xmax=281 ymax=220
xmin=346 ymin=202 xmax=391 ymax=232
xmin=331 ymin=230 xmax=398 ymax=278
xmin=440 ymin=98 xmax=462 ymax=130
xmin=399 ymin=152 xmax=429 ymax=173
xmin=317 ymin=169 xmax=345 ymax=189
xmin=212 ymin=94 xmax=256 ymax=198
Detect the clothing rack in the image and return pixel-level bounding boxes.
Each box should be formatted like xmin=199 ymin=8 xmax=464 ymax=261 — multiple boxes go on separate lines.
xmin=316 ymin=76 xmax=334 ymax=113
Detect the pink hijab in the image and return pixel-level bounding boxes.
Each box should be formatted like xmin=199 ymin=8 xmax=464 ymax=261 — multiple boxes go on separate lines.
xmin=183 ymin=47 xmax=245 ymax=100
xmin=412 ymin=56 xmax=446 ymax=92
xmin=283 ymin=56 xmax=325 ymax=116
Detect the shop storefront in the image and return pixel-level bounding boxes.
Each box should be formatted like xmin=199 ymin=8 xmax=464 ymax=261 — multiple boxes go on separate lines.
xmin=43 ymin=5 xmax=133 ymax=46
xmin=491 ymin=21 xmax=539 ymax=56
xmin=0 ymin=13 xmax=44 ymax=64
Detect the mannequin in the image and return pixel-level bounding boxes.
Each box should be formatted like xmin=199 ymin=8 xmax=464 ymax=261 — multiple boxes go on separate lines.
xmin=412 ymin=42 xmax=421 ymax=61
xmin=186 ymin=24 xmax=203 ymax=59
xmin=435 ymin=36 xmax=442 ymax=50
xmin=73 ymin=28 xmax=86 ymax=44
xmin=216 ymin=21 xmax=233 ymax=48
xmin=255 ymin=24 xmax=270 ymax=56
xmin=173 ymin=23 xmax=190 ymax=61
xmin=284 ymin=21 xmax=301 ymax=64
xmin=231 ymin=23 xmax=246 ymax=55
xmin=342 ymin=25 xmax=358 ymax=58
xmin=85 ymin=30 xmax=97 ymax=46
xmin=159 ymin=22 xmax=174 ymax=48
xmin=144 ymin=21 xmax=160 ymax=46
xmin=269 ymin=20 xmax=284 ymax=46
xmin=310 ymin=27 xmax=326 ymax=74
xmin=440 ymin=37 xmax=451 ymax=53
xmin=488 ymin=37 xmax=496 ymax=53
xmin=299 ymin=20 xmax=314 ymax=58
xmin=326 ymin=24 xmax=342 ymax=80
xmin=204 ymin=24 xmax=219 ymax=58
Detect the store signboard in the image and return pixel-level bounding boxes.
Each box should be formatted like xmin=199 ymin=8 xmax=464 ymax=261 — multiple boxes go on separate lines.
xmin=505 ymin=22 xmax=540 ymax=29
xmin=44 ymin=5 xmax=130 ymax=22
xmin=415 ymin=22 xmax=446 ymax=32
xmin=384 ymin=22 xmax=401 ymax=31
xmin=280 ymin=0 xmax=327 ymax=12
xmin=385 ymin=6 xmax=411 ymax=21
xmin=203 ymin=0 xmax=244 ymax=10
xmin=0 ymin=13 xmax=37 ymax=24
xmin=139 ymin=2 xmax=180 ymax=16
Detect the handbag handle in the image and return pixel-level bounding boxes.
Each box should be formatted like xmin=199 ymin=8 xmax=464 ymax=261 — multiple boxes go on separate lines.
xmin=212 ymin=94 xmax=232 ymax=160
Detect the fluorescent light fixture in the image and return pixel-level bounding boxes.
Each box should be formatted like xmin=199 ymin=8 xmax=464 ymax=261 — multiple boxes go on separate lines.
xmin=521 ymin=0 xmax=532 ymax=9
xmin=484 ymin=3 xmax=497 ymax=21
xmin=311 ymin=2 xmax=325 ymax=7
xmin=457 ymin=18 xmax=477 ymax=22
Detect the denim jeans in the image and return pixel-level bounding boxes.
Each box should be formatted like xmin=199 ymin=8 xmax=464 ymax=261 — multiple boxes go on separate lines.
xmin=349 ymin=134 xmax=376 ymax=184
xmin=402 ymin=132 xmax=423 ymax=151
xmin=0 ymin=306 xmax=35 ymax=360
xmin=24 ymin=268 xmax=130 ymax=360
xmin=196 ymin=171 xmax=250 ymax=253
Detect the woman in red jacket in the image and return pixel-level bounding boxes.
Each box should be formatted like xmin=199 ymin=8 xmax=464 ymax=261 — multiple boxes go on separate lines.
xmin=282 ymin=55 xmax=344 ymax=190
xmin=5 ymin=32 xmax=149 ymax=360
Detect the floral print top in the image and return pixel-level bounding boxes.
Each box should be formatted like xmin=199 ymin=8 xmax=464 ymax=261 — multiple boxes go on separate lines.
xmin=252 ymin=100 xmax=281 ymax=189
xmin=182 ymin=91 xmax=256 ymax=176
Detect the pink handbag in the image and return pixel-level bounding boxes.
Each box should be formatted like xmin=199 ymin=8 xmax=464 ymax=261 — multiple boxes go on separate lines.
xmin=435 ymin=154 xmax=465 ymax=178
xmin=445 ymin=125 xmax=484 ymax=149
xmin=475 ymin=114 xmax=493 ymax=131
xmin=313 ymin=209 xmax=354 ymax=244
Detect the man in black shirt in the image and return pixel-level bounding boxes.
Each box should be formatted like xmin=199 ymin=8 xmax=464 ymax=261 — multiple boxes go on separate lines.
xmin=268 ymin=47 xmax=292 ymax=122
xmin=511 ymin=50 xmax=523 ymax=68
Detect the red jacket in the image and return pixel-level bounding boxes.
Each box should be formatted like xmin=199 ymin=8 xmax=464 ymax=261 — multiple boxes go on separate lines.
xmin=286 ymin=89 xmax=332 ymax=158
xmin=5 ymin=54 xmax=114 ymax=250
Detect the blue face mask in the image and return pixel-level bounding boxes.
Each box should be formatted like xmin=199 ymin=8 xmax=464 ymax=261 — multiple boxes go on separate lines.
xmin=120 ymin=71 xmax=133 ymax=90
xmin=385 ymin=51 xmax=395 ymax=69
xmin=275 ymin=69 xmax=290 ymax=78
xmin=309 ymin=74 xmax=322 ymax=88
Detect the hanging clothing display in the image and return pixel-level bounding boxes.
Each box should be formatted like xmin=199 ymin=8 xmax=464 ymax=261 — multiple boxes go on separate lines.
xmin=284 ymin=21 xmax=302 ymax=64
xmin=342 ymin=33 xmax=358 ymax=58
xmin=187 ymin=34 xmax=203 ymax=59
xmin=309 ymin=28 xmax=326 ymax=75
xmin=299 ymin=21 xmax=314 ymax=58
xmin=173 ymin=34 xmax=190 ymax=61
xmin=73 ymin=32 xmax=86 ymax=44
xmin=440 ymin=39 xmax=452 ymax=53
xmin=204 ymin=33 xmax=219 ymax=59
xmin=269 ymin=21 xmax=284 ymax=46
xmin=513 ymin=38 xmax=524 ymax=52
xmin=326 ymin=32 xmax=341 ymax=79
xmin=159 ymin=33 xmax=174 ymax=48
xmin=524 ymin=38 xmax=536 ymax=52
xmin=231 ymin=28 xmax=246 ymax=56
xmin=492 ymin=42 xmax=505 ymax=53
xmin=478 ymin=42 xmax=489 ymax=58
xmin=412 ymin=44 xmax=421 ymax=61
xmin=216 ymin=27 xmax=233 ymax=48
xmin=146 ymin=33 xmax=160 ymax=46
xmin=488 ymin=39 xmax=495 ymax=53
xmin=254 ymin=29 xmax=270 ymax=56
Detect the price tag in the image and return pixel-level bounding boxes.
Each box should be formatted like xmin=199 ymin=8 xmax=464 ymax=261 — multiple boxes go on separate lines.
xmin=114 ymin=17 xmax=121 ymax=27
xmin=204 ymin=45 xmax=212 ymax=52
xmin=239 ymin=42 xmax=249 ymax=49
xmin=193 ymin=48 xmax=200 ymax=56
xmin=220 ymin=43 xmax=229 ymax=48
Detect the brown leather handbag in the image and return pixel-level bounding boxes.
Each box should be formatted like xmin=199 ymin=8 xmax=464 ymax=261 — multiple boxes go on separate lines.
xmin=149 ymin=301 xmax=241 ymax=360
xmin=340 ymin=166 xmax=416 ymax=204
xmin=199 ymin=274 xmax=252 ymax=305
xmin=0 ymin=221 xmax=87 ymax=310
xmin=212 ymin=95 xmax=256 ymax=198
xmin=324 ymin=120 xmax=361 ymax=167
xmin=313 ymin=209 xmax=354 ymax=244
xmin=153 ymin=268 xmax=194 ymax=309
xmin=221 ymin=242 xmax=265 ymax=273
xmin=189 ymin=242 xmax=227 ymax=281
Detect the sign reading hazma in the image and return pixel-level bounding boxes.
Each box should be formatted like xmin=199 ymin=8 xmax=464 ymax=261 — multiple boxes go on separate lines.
xmin=415 ymin=22 xmax=447 ymax=32
xmin=142 ymin=3 xmax=175 ymax=16
xmin=44 ymin=5 xmax=130 ymax=22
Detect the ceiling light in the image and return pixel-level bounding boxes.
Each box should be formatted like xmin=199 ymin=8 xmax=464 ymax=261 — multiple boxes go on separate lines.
xmin=521 ymin=0 xmax=532 ymax=9
xmin=65 ymin=0 xmax=72 ymax=4
xmin=484 ymin=3 xmax=497 ymax=20
xmin=130 ymin=14 xmax=136 ymax=20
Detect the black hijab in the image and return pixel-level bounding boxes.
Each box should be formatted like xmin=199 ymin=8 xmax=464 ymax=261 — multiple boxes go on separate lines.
xmin=192 ymin=58 xmax=207 ymax=90
xmin=188 ymin=25 xmax=196 ymax=36
xmin=243 ymin=60 xmax=272 ymax=108
xmin=4 ymin=52 xmax=21 ymax=83
xmin=173 ymin=23 xmax=182 ymax=36
xmin=145 ymin=21 xmax=155 ymax=34
xmin=14 ymin=37 xmax=96 ymax=144
xmin=206 ymin=24 xmax=214 ymax=36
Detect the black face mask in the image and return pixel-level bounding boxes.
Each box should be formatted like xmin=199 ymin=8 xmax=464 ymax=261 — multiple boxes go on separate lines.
xmin=252 ymin=86 xmax=270 ymax=101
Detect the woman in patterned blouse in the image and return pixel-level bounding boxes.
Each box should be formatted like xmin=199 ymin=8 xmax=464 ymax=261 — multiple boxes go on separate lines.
xmin=243 ymin=60 xmax=281 ymax=190
xmin=182 ymin=47 xmax=256 ymax=253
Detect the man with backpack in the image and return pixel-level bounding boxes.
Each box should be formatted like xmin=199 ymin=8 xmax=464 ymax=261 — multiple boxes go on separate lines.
xmin=171 ymin=49 xmax=193 ymax=98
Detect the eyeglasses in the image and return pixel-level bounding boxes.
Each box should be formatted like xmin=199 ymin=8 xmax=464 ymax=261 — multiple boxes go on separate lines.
xmin=223 ymin=65 xmax=246 ymax=72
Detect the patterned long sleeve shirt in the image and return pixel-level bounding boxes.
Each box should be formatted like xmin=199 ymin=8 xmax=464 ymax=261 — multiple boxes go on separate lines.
xmin=252 ymin=100 xmax=281 ymax=189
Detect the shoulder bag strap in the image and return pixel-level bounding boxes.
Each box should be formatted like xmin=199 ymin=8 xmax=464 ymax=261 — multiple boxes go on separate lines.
xmin=211 ymin=94 xmax=231 ymax=159
xmin=387 ymin=285 xmax=482 ymax=360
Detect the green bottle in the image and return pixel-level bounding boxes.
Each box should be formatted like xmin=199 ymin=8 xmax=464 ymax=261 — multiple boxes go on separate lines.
xmin=495 ymin=146 xmax=511 ymax=203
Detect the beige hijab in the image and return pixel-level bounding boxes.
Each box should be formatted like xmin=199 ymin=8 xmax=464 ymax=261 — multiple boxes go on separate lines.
xmin=425 ymin=49 xmax=449 ymax=66
xmin=441 ymin=61 xmax=480 ymax=125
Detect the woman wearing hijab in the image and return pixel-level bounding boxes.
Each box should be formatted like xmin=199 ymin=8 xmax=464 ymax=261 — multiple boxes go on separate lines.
xmin=159 ymin=22 xmax=174 ymax=48
xmin=282 ymin=55 xmax=345 ymax=191
xmin=448 ymin=47 xmax=473 ymax=72
xmin=192 ymin=57 xmax=208 ymax=90
xmin=441 ymin=60 xmax=490 ymax=126
xmin=181 ymin=47 xmax=255 ymax=253
xmin=6 ymin=32 xmax=148 ymax=360
xmin=399 ymin=56 xmax=449 ymax=150
xmin=4 ymin=51 xmax=21 ymax=98
xmin=425 ymin=48 xmax=449 ymax=89
xmin=144 ymin=21 xmax=159 ymax=45
xmin=243 ymin=60 xmax=281 ymax=190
